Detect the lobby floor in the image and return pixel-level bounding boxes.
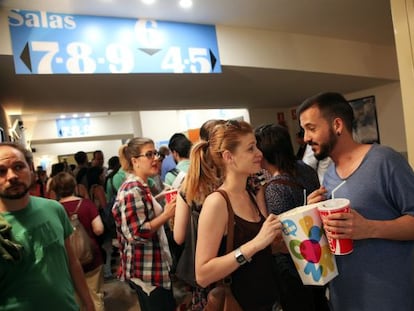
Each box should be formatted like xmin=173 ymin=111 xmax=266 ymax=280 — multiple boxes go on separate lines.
xmin=102 ymin=249 xmax=192 ymax=311
xmin=103 ymin=278 xmax=141 ymax=311
xmin=102 ymin=277 xmax=192 ymax=311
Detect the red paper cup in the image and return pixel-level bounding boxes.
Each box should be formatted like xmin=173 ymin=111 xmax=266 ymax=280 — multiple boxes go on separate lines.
xmin=165 ymin=189 xmax=178 ymax=203
xmin=317 ymin=198 xmax=353 ymax=255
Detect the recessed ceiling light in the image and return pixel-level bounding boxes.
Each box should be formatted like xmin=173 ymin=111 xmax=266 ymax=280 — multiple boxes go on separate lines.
xmin=85 ymin=113 xmax=90 ymax=117
xmin=72 ymin=114 xmax=78 ymax=118
xmin=142 ymin=0 xmax=156 ymax=5
xmin=179 ymin=0 xmax=192 ymax=9
xmin=60 ymin=114 xmax=66 ymax=119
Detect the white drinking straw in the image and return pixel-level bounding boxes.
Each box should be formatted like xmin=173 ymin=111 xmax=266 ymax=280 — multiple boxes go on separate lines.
xmin=303 ymin=189 xmax=307 ymax=205
xmin=331 ymin=180 xmax=346 ymax=199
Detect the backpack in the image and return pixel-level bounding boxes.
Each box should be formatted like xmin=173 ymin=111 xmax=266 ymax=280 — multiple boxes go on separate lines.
xmin=100 ymin=178 xmax=117 ymax=238
xmin=168 ymin=168 xmax=186 ymax=189
xmin=69 ymin=199 xmax=94 ymax=265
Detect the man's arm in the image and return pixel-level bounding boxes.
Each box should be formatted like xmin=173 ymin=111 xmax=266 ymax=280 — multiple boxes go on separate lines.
xmin=326 ymin=211 xmax=414 ymax=241
xmin=64 ymin=238 xmax=95 ymax=311
xmin=356 ymin=212 xmax=414 ymax=240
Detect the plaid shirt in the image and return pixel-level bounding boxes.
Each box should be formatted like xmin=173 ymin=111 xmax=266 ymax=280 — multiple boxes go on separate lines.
xmin=112 ymin=175 xmax=171 ymax=289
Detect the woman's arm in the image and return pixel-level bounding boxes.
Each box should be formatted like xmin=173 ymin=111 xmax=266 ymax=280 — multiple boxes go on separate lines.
xmin=95 ymin=186 xmax=107 ymax=210
xmin=173 ymin=193 xmax=190 ymax=245
xmin=91 ymin=215 xmax=104 ymax=236
xmin=78 ymin=184 xmax=90 ymax=199
xmin=118 ymin=188 xmax=175 ymax=241
xmin=147 ymin=198 xmax=176 ymax=233
xmin=195 ymin=192 xmax=282 ymax=287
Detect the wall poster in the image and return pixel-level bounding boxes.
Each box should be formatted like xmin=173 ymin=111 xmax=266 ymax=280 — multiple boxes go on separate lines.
xmin=349 ymin=95 xmax=380 ymax=144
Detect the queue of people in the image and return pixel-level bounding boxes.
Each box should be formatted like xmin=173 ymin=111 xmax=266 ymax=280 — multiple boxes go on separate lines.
xmin=1 ymin=91 xmax=414 ymax=311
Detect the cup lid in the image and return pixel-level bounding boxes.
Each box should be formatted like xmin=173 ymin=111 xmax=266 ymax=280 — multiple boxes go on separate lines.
xmin=317 ymin=198 xmax=350 ymax=211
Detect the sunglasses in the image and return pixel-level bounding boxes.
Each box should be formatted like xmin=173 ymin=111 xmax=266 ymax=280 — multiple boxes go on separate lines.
xmin=225 ymin=119 xmax=241 ymax=128
xmin=136 ymin=150 xmax=160 ymax=159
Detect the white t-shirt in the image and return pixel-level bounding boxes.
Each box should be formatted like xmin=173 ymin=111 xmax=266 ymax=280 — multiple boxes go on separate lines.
xmin=302 ymin=144 xmax=332 ymax=184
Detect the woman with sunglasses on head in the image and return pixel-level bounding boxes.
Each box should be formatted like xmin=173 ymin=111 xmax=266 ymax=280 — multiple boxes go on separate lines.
xmin=112 ymin=138 xmax=176 ymax=311
xmin=190 ymin=120 xmax=282 ymax=311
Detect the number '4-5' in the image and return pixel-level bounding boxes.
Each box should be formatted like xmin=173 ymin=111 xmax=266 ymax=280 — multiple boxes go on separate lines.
xmin=161 ymin=47 xmax=211 ymax=73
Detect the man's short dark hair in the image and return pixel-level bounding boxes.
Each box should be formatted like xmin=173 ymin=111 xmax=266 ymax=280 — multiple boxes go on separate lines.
xmin=297 ymin=92 xmax=355 ymax=132
xmin=74 ymin=151 xmax=88 ymax=165
xmin=168 ymin=133 xmax=192 ymax=158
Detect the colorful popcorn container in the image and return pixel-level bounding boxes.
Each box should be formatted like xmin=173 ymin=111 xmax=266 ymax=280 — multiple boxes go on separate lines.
xmin=279 ymin=203 xmax=338 ymax=285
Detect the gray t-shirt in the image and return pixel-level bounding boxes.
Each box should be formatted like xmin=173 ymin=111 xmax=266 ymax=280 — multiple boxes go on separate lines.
xmin=323 ymin=143 xmax=414 ymax=311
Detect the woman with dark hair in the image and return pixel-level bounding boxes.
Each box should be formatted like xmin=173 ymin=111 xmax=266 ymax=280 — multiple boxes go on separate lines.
xmin=86 ymin=165 xmax=111 ymax=278
xmin=51 ymin=171 xmax=105 ymax=311
xmin=112 ymin=137 xmax=176 ymax=311
xmin=255 ymin=123 xmax=329 ymax=311
xmin=102 ymin=155 xmax=121 ymax=279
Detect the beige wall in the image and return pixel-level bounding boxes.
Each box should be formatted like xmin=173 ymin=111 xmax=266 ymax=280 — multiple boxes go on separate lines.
xmin=217 ymin=25 xmax=399 ymax=79
xmin=250 ymin=82 xmax=406 ymax=154
xmin=391 ymin=0 xmax=414 ymax=165
xmin=346 ymin=82 xmax=406 ymax=153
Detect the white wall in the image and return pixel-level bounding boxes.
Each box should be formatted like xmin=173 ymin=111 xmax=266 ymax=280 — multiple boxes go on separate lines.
xmin=29 ymin=113 xmax=136 ymax=172
xmin=33 ymin=139 xmax=123 ymax=174
xmin=391 ymin=0 xmax=414 ymax=165
xmin=28 ymin=113 xmax=135 ymax=141
xmin=30 ymin=108 xmax=250 ymax=172
xmin=140 ymin=108 xmax=250 ymax=143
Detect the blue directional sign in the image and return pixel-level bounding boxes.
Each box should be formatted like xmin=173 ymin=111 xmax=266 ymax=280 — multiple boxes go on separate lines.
xmin=8 ymin=9 xmax=221 ymax=74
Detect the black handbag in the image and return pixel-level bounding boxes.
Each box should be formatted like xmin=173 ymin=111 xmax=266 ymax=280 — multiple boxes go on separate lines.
xmin=175 ymin=204 xmax=200 ymax=287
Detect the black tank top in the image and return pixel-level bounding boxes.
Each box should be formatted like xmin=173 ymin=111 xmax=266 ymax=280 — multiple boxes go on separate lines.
xmin=222 ymin=196 xmax=278 ymax=311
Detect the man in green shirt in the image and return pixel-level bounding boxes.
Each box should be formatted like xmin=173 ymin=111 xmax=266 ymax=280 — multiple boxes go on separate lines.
xmin=0 ymin=142 xmax=94 ymax=311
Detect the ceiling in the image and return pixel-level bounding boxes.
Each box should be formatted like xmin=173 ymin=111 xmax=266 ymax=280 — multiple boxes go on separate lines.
xmin=0 ymin=0 xmax=397 ymax=120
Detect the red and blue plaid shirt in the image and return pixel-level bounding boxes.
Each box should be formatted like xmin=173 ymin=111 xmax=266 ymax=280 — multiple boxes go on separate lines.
xmin=112 ymin=175 xmax=171 ymax=289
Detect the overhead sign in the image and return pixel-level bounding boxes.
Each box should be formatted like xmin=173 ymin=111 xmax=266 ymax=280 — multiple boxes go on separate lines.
xmin=8 ymin=9 xmax=221 ymax=74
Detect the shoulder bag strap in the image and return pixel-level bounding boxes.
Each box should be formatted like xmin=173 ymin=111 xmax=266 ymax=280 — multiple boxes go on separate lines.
xmin=72 ymin=199 xmax=83 ymax=215
xmin=215 ymin=189 xmax=235 ymax=285
xmin=215 ymin=189 xmax=234 ymax=255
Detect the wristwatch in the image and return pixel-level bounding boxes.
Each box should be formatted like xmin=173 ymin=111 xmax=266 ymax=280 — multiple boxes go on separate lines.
xmin=234 ymin=247 xmax=251 ymax=266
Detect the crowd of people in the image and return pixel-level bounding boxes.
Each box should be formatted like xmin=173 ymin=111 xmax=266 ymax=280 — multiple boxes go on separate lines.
xmin=1 ymin=91 xmax=414 ymax=311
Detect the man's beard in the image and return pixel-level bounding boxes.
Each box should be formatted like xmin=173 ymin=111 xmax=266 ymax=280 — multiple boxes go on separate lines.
xmin=0 ymin=182 xmax=30 ymax=200
xmin=313 ymin=128 xmax=337 ymax=161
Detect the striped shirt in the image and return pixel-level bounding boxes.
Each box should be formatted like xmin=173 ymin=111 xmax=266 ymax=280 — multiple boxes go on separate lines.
xmin=112 ymin=174 xmax=171 ymax=289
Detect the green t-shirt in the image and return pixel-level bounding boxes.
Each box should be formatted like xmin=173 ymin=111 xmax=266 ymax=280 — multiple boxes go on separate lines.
xmin=106 ymin=168 xmax=127 ymax=201
xmin=0 ymin=196 xmax=78 ymax=311
xmin=164 ymin=159 xmax=190 ymax=187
